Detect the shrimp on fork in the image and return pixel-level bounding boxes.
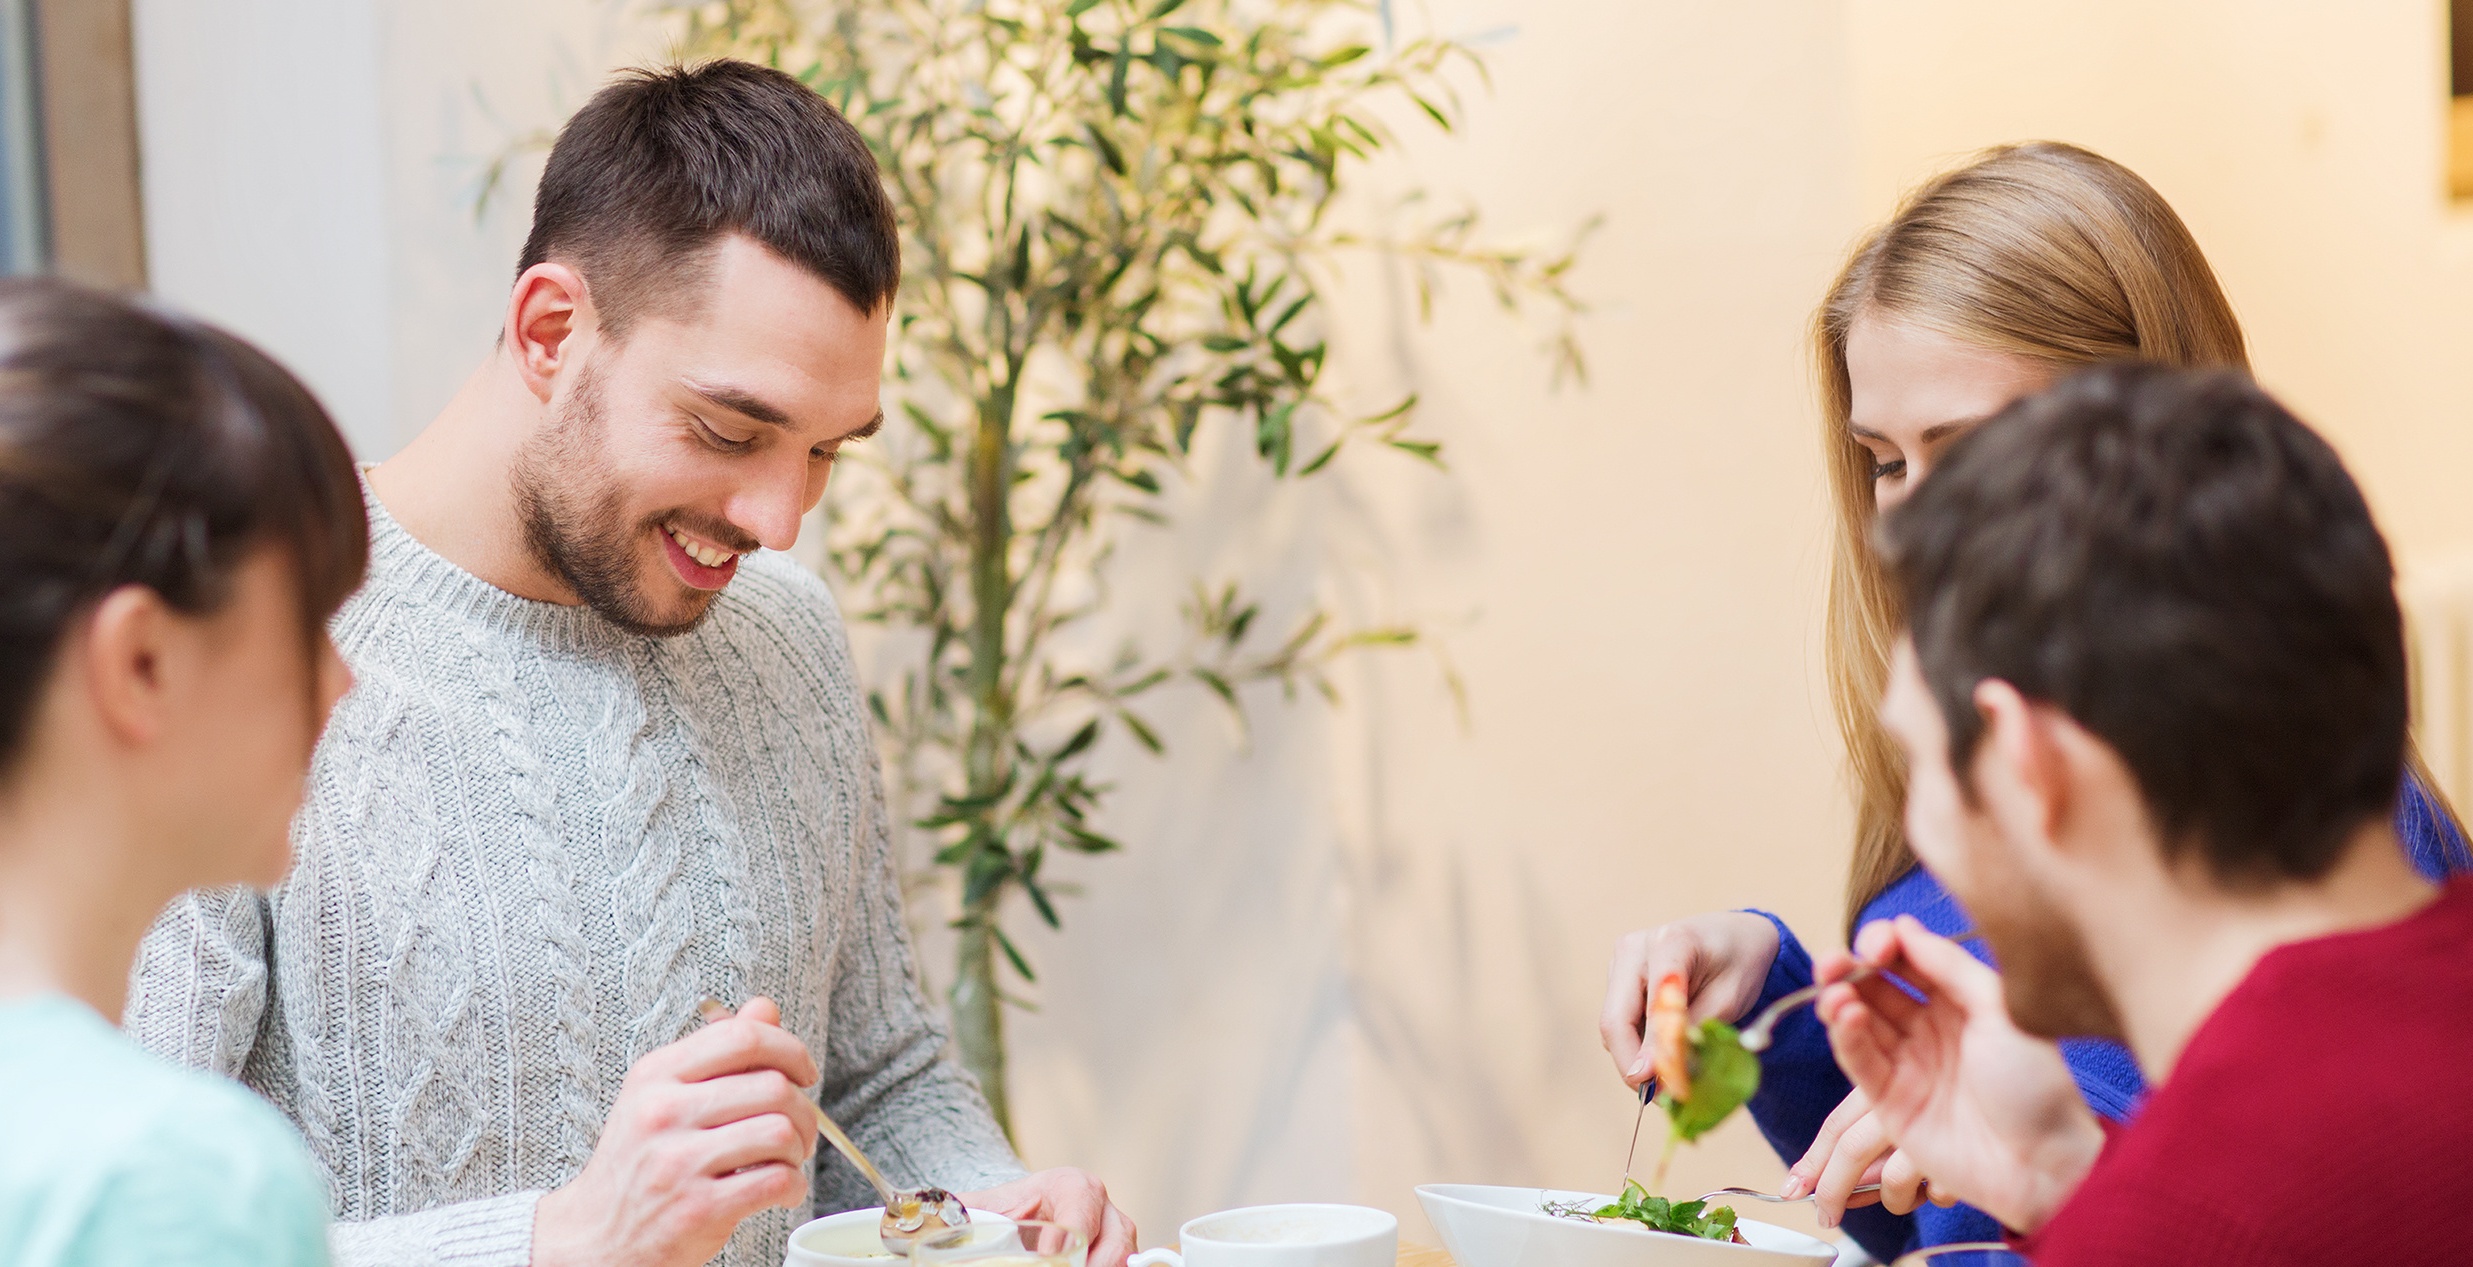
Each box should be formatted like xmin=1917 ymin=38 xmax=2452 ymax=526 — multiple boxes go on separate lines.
xmin=1649 ymin=971 xmax=1694 ymax=1104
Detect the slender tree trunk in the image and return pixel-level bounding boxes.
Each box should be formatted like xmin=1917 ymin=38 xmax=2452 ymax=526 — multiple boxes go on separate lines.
xmin=952 ymin=921 xmax=1009 ymax=1134
xmin=954 ymin=378 xmax=1016 ymax=1137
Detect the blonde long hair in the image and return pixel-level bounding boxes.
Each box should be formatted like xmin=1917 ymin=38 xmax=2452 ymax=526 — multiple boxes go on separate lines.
xmin=1818 ymin=142 xmax=2253 ymax=934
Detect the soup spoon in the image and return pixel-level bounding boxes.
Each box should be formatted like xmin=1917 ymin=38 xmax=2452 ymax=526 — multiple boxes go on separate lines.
xmin=695 ymin=997 xmax=969 ymax=1251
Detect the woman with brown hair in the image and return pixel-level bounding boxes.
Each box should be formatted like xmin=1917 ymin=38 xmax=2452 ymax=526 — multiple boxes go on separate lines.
xmin=0 ymin=279 xmax=368 ymax=1265
xmin=1597 ymin=141 xmax=2471 ymax=1262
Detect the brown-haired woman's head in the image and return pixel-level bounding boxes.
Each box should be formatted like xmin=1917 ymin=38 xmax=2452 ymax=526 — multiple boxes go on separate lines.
xmin=0 ymin=278 xmax=368 ymax=890
xmin=1815 ymin=142 xmax=2252 ymax=932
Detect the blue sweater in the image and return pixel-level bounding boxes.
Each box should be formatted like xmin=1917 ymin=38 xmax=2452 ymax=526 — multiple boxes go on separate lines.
xmin=1741 ymin=777 xmax=2471 ymax=1263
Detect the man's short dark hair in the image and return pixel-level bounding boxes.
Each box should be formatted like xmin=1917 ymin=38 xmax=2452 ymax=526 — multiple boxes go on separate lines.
xmin=519 ymin=59 xmax=900 ymax=335
xmin=1880 ymin=363 xmax=2407 ymax=885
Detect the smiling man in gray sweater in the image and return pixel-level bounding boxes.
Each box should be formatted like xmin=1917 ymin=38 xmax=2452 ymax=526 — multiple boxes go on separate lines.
xmin=124 ymin=60 xmax=1134 ymax=1267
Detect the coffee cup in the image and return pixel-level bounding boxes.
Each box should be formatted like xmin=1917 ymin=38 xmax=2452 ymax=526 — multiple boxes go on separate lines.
xmin=1126 ymin=1204 xmax=1398 ymax=1267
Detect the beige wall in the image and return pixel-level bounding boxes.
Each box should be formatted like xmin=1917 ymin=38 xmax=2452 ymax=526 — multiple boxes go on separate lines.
xmin=1845 ymin=0 xmax=2473 ymax=570
xmin=132 ymin=0 xmax=2473 ymax=1253
xmin=1019 ymin=0 xmax=2473 ymax=1244
xmin=1005 ymin=2 xmax=1859 ymax=1239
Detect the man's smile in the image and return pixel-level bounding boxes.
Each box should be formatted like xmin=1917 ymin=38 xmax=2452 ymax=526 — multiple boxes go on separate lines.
xmin=662 ymin=520 xmax=742 ymax=589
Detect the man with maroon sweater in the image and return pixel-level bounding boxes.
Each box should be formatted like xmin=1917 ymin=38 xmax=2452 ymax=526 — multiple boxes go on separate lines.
xmin=1812 ymin=363 xmax=2473 ymax=1265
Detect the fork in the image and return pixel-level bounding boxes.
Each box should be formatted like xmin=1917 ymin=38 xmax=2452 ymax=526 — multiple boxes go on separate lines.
xmin=1736 ymin=968 xmax=1872 ymax=1053
xmin=1696 ymin=1185 xmax=1880 ymax=1205
xmin=1736 ymin=931 xmax=1985 ymax=1053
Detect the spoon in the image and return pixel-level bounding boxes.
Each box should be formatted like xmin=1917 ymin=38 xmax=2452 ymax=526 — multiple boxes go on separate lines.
xmin=695 ymin=997 xmax=969 ymax=1251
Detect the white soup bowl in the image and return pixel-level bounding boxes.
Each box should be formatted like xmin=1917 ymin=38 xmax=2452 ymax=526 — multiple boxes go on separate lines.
xmin=785 ymin=1207 xmax=1016 ymax=1267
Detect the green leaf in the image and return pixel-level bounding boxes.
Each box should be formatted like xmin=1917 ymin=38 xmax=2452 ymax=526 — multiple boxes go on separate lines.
xmin=1388 ymin=438 xmax=1444 ymax=466
xmin=1054 ymin=719 xmax=1101 ymax=761
xmin=1320 ymin=44 xmax=1371 ymax=67
xmin=1064 ymin=825 xmax=1124 ymax=854
xmin=1659 ymin=1018 xmax=1762 ymax=1143
xmin=962 ymin=848 xmax=1015 ymax=909
xmin=1117 ymin=709 xmax=1164 ymax=754
xmin=1160 ymin=25 xmax=1221 ymax=46
xmin=1297 ymin=439 xmax=1343 ymax=476
xmin=1173 ymin=399 xmax=1204 ymax=453
xmin=1259 ymin=400 xmax=1296 ymax=474
xmin=1191 ymin=667 xmax=1238 ymax=709
xmin=1023 ymin=876 xmax=1062 ymax=929
xmin=992 ymin=925 xmax=1038 ymax=982
xmin=1550 ymin=1179 xmax=1738 ymax=1243
xmin=1361 ymin=393 xmax=1419 ymax=424
xmin=1267 ymin=293 xmax=1312 ymax=336
xmin=1085 ymin=122 xmax=1128 ymax=176
xmin=1203 ymin=333 xmax=1251 ymax=353
xmin=1117 ymin=667 xmax=1172 ymax=696
xmin=1145 ymin=0 xmax=1187 ymax=17
xmin=1067 ymin=0 xmax=1103 ymax=13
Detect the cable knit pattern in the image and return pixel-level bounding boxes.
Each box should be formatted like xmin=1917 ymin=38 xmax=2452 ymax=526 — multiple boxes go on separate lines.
xmin=126 ymin=488 xmax=1025 ymax=1267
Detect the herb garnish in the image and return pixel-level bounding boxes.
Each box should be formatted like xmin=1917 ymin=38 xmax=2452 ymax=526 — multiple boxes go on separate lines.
xmin=1544 ymin=1180 xmax=1740 ymax=1243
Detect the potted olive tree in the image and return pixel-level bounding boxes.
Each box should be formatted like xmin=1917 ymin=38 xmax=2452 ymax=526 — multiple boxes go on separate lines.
xmin=660 ymin=0 xmax=1585 ymax=1133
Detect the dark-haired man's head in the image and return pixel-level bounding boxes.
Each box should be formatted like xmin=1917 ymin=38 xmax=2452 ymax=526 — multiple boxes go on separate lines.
xmin=1874 ymin=364 xmax=2408 ymax=1039
xmin=504 ymin=60 xmax=895 ymax=635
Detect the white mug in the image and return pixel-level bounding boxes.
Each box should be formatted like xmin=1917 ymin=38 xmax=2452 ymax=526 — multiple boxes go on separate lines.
xmin=1127 ymin=1204 xmax=1398 ymax=1267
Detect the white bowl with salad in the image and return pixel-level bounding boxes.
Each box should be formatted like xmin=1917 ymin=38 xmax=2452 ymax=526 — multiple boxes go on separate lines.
xmin=1414 ymin=976 xmax=1833 ymax=1264
xmin=1414 ymin=1185 xmax=1834 ymax=1267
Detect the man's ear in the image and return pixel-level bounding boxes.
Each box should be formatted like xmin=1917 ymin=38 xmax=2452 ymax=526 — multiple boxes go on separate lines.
xmin=80 ymin=586 xmax=178 ymax=748
xmin=504 ymin=262 xmax=593 ymax=404
xmin=1969 ymin=677 xmax=2069 ymax=851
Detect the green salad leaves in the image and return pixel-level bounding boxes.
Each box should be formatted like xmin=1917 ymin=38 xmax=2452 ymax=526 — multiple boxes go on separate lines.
xmin=1546 ymin=1180 xmax=1739 ymax=1243
xmin=1659 ymin=1017 xmax=1761 ymax=1142
xmin=1538 ymin=1016 xmax=1766 ymax=1243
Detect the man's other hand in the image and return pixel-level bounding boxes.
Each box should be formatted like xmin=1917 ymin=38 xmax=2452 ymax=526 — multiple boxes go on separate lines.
xmin=532 ymin=997 xmax=821 ymax=1267
xmin=963 ymin=1169 xmax=1138 ymax=1267
xmin=1816 ymin=916 xmax=2104 ymax=1235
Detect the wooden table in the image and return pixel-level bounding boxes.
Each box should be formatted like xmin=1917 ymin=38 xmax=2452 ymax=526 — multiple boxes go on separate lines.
xmin=1397 ymin=1245 xmax=1454 ymax=1267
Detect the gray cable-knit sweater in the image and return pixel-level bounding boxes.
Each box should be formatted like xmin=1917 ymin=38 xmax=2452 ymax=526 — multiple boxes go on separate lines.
xmin=125 ymin=489 xmax=1024 ymax=1267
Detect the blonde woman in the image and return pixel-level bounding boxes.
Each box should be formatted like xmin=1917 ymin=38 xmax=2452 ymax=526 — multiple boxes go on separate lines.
xmin=1597 ymin=142 xmax=2471 ymax=1262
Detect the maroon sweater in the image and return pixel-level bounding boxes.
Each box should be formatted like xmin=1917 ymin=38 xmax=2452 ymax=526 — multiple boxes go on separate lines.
xmin=2017 ymin=878 xmax=2473 ymax=1265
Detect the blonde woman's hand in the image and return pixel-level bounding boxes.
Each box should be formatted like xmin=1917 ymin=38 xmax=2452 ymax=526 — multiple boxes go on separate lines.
xmin=1600 ymin=912 xmax=1781 ymax=1089
xmin=1782 ymin=1089 xmax=1954 ymax=1227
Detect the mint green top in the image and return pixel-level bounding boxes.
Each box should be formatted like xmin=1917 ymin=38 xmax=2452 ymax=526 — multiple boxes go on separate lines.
xmin=0 ymin=994 xmax=329 ymax=1267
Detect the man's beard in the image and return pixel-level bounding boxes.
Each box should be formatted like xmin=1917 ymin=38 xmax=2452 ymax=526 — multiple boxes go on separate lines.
xmin=1966 ymin=838 xmax=2127 ymax=1042
xmin=511 ymin=362 xmax=715 ymax=638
